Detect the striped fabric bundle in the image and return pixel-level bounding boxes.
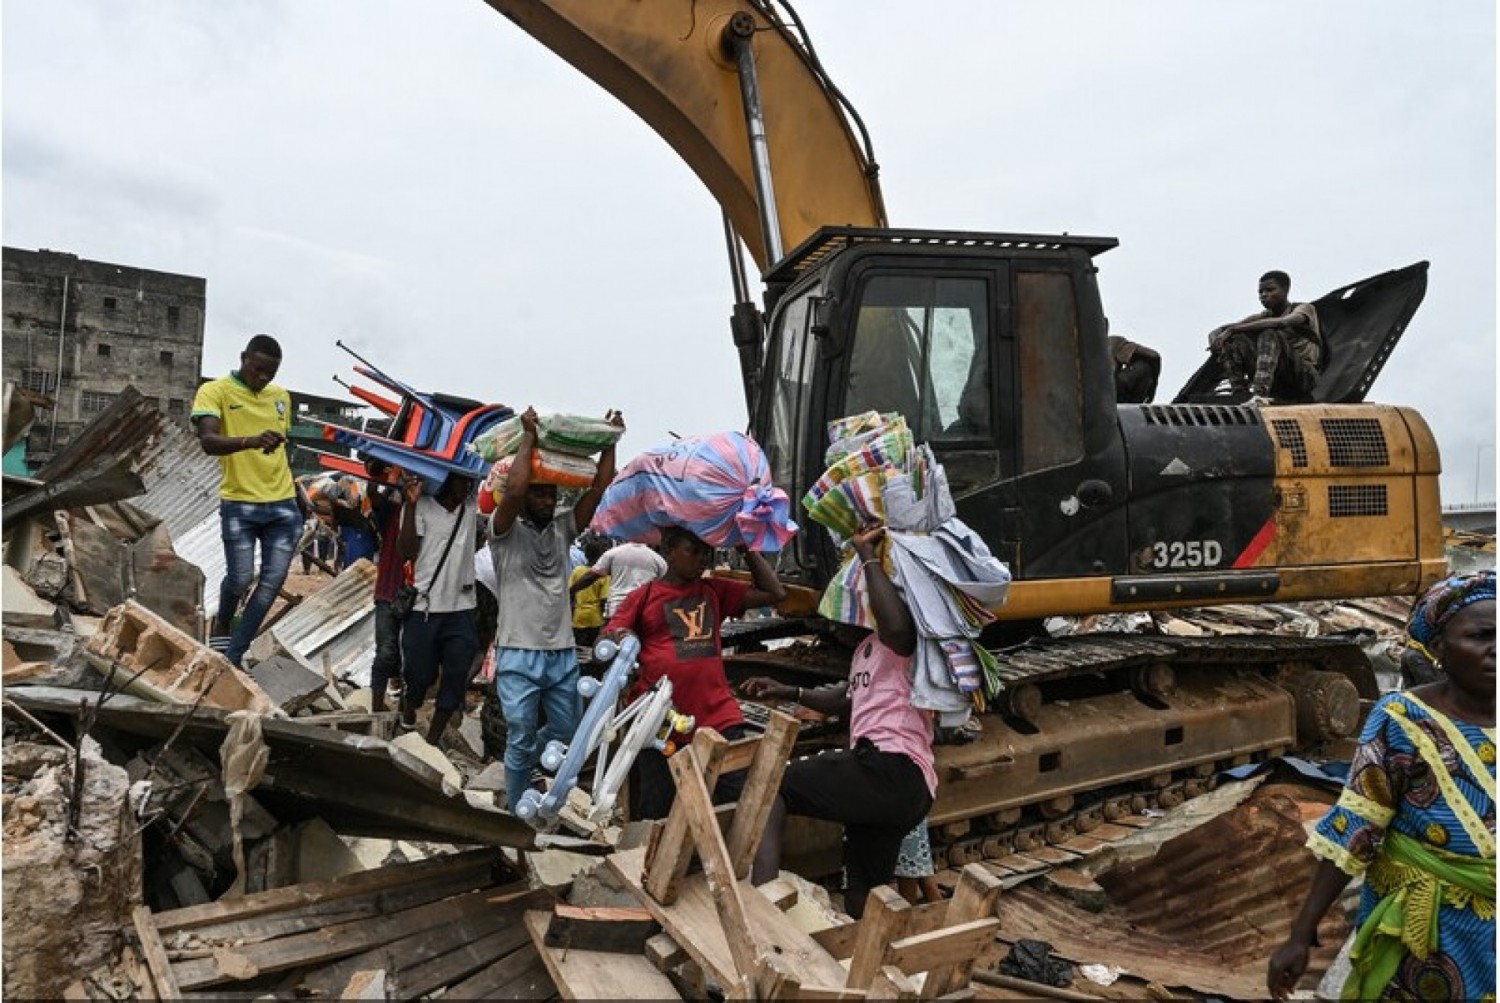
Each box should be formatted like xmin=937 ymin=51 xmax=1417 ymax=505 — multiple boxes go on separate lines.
xmin=803 ymin=414 xmax=918 ymax=541
xmin=590 ymin=432 xmax=798 ymax=552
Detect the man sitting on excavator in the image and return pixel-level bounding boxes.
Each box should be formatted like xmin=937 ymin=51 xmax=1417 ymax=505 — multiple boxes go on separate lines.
xmin=1207 ymin=270 xmax=1322 ymax=405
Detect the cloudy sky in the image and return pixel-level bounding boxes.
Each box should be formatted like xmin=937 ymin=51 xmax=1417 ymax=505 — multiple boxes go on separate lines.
xmin=4 ymin=1 xmax=1495 ymax=501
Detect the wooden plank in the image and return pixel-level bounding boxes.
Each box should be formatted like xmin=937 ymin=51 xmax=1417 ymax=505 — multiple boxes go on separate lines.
xmin=132 ymin=905 xmax=182 ymax=999
xmin=444 ymin=940 xmax=551 ymax=1000
xmin=720 ymin=736 xmax=761 ymax=774
xmin=525 ymin=910 xmax=682 ymax=1001
xmin=667 ymin=744 xmax=759 ymax=984
xmin=171 ymin=885 xmax=502 ymax=989
xmin=847 ymin=886 xmax=911 ymax=990
xmin=154 ymin=847 xmax=500 ymax=933
xmin=920 ymin=865 xmax=1002 ymax=998
xmin=397 ymin=921 xmax=534 ymax=1000
xmin=885 ymin=919 xmax=1000 ymax=977
xmin=645 ymin=932 xmax=687 ymax=971
xmin=544 ymin=904 xmax=660 ymax=954
xmin=724 ymin=709 xmax=800 ymax=879
xmin=642 ymin=728 xmax=728 ymax=905
xmin=610 ymin=845 xmax=850 ymax=991
xmin=183 ymin=865 xmax=507 ymax=946
xmin=482 ymin=954 xmax=557 ymax=1001
xmin=867 ymin=964 xmax=921 ymax=1000
xmin=814 ymin=901 xmax=948 ymax=961
xmin=756 ymin=877 xmax=800 ymax=911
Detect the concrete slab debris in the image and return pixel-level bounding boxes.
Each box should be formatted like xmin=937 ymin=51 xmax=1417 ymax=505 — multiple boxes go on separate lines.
xmin=84 ymin=600 xmax=279 ymax=717
xmin=2 ymin=738 xmax=144 ymax=1000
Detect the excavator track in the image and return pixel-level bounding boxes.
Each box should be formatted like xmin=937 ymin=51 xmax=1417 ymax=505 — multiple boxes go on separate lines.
xmin=728 ymin=629 xmax=1376 ymax=878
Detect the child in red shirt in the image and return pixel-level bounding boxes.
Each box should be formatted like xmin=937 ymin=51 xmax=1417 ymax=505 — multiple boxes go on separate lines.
xmin=604 ymin=525 xmax=785 ymax=819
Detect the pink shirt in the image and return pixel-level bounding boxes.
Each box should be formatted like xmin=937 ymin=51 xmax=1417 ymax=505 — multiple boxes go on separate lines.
xmin=849 ymin=637 xmax=937 ymax=796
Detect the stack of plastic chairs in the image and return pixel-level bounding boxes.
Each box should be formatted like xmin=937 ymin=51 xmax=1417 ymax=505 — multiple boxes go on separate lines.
xmin=304 ymin=352 xmax=513 ymax=494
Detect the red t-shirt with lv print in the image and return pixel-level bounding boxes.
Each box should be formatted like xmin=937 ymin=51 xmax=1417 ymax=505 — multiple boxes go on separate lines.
xmin=605 ymin=576 xmax=750 ymax=735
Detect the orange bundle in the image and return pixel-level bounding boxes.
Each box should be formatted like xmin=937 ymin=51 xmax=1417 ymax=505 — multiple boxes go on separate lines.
xmin=476 ymin=449 xmax=597 ymax=514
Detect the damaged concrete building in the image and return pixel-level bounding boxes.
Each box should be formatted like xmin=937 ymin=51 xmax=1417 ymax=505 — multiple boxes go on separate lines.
xmin=2 ymin=247 xmax=207 ymax=472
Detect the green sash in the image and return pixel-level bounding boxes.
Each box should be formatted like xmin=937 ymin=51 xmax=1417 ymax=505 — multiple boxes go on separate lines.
xmin=1343 ymin=830 xmax=1496 ymax=1000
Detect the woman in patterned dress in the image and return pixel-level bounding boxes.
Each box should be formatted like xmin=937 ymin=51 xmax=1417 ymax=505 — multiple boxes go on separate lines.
xmin=1268 ymin=570 xmax=1495 ymax=1001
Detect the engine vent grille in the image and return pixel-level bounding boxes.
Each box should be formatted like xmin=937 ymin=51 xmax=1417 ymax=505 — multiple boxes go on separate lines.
xmin=1328 ymin=484 xmax=1388 ymax=518
xmin=1322 ymin=418 xmax=1389 ymax=467
xmin=1142 ymin=405 xmax=1261 ymax=428
xmin=1271 ymin=419 xmax=1308 ymax=468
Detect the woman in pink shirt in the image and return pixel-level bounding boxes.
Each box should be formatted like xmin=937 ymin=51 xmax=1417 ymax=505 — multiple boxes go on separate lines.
xmin=745 ymin=523 xmax=936 ymax=919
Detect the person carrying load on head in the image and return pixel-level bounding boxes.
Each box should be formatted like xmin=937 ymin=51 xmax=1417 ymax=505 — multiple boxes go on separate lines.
xmin=1267 ymin=570 xmax=1495 ymax=1002
xmin=602 ymin=524 xmax=786 ymax=820
xmin=490 ymin=406 xmax=623 ymax=815
xmin=397 ymin=470 xmax=478 ymax=746
xmin=746 ymin=521 xmax=935 ymax=920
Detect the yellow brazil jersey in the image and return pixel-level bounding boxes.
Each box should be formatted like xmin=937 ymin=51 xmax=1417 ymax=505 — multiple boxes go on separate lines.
xmin=191 ymin=374 xmax=295 ymax=503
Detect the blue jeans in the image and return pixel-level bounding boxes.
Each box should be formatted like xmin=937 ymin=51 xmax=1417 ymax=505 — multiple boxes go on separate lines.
xmin=495 ymin=647 xmax=580 ymax=814
xmin=215 ymin=499 xmax=303 ymax=666
xmin=370 ymin=600 xmax=402 ymax=698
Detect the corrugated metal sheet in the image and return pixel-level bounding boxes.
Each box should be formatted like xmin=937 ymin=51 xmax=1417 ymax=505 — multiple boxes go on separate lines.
xmin=992 ymin=783 xmax=1350 ymax=999
xmin=122 ymin=418 xmax=221 ymax=540
xmin=3 ymin=385 xmax=220 ymax=531
xmin=248 ymin=559 xmax=377 ymax=687
xmin=175 ymin=511 xmax=227 ymax=620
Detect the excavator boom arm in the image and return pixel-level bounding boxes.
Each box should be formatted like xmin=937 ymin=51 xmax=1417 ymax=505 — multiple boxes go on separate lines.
xmin=481 ymin=0 xmax=886 ymax=272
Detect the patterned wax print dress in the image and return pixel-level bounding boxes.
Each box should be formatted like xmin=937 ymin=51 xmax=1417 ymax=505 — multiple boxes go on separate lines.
xmin=1308 ymin=691 xmax=1496 ymax=1001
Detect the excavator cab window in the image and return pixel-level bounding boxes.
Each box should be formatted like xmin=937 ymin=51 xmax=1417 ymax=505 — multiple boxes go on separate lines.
xmin=763 ymin=279 xmax=821 ymax=493
xmin=844 ymin=274 xmax=992 ymax=443
xmin=1016 ymin=270 xmax=1084 ymax=472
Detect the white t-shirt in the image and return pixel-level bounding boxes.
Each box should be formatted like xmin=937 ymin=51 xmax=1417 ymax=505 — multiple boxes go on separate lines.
xmin=412 ymin=495 xmax=477 ymax=614
xmin=595 ymin=542 xmax=668 ymax=618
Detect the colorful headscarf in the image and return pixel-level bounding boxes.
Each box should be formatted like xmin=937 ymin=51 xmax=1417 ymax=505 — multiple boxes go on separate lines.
xmin=1407 ymin=569 xmax=1496 ymax=650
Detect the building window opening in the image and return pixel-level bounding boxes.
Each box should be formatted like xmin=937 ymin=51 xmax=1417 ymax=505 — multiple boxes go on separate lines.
xmin=81 ymin=390 xmax=117 ymax=413
xmin=167 ymin=399 xmax=185 ymax=417
xmin=166 ymin=305 xmax=180 ymax=328
xmin=103 ymin=296 xmax=118 ymax=311
xmin=97 ymin=343 xmax=112 ymax=357
xmin=160 ymin=350 xmax=174 ymax=365
xmin=21 ymin=369 xmax=58 ymax=394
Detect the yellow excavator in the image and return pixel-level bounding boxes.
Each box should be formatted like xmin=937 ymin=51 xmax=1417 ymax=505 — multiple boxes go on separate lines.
xmin=480 ymin=0 xmax=1444 ymax=863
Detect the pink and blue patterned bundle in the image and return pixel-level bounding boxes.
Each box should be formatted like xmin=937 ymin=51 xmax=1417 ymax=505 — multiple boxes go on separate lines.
xmin=590 ymin=431 xmax=798 ymax=552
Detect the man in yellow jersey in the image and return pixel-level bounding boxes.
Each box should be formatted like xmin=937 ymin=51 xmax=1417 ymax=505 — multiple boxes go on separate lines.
xmin=191 ymin=335 xmax=309 ymax=666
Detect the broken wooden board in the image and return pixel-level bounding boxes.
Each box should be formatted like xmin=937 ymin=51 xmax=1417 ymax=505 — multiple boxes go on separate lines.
xmin=544 ymin=904 xmax=660 ymax=954
xmin=610 ymin=845 xmax=849 ymax=992
xmin=525 ymin=911 xmax=682 ymax=1001
xmin=7 ymin=686 xmax=538 ymax=847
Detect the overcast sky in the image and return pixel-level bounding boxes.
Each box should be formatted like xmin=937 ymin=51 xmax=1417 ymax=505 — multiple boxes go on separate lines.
xmin=3 ymin=1 xmax=1495 ymax=502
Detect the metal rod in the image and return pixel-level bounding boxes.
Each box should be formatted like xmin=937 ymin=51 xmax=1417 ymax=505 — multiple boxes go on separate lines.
xmin=333 ymin=338 xmax=378 ymax=371
xmin=49 ymin=274 xmax=68 ymax=450
xmin=721 ymin=211 xmax=752 ymax=305
xmin=724 ymin=13 xmax=784 ymax=266
xmin=1 ymin=699 xmax=77 ymax=754
xmin=971 ymin=970 xmax=1114 ymax=1001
